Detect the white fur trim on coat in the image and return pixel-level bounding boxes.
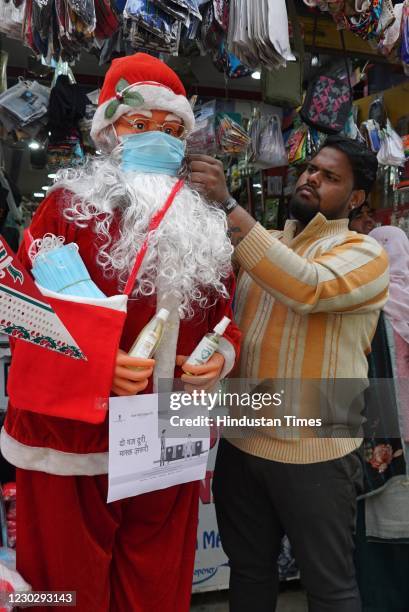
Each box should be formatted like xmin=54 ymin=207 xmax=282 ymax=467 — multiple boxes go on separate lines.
xmin=91 ymin=83 xmax=195 ymax=150
xmin=0 ymin=427 xmax=108 ymax=476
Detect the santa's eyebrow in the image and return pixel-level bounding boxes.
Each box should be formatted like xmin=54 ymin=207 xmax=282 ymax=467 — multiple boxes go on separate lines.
xmin=165 ymin=113 xmax=182 ymax=123
xmin=125 ymin=110 xmax=152 ymax=118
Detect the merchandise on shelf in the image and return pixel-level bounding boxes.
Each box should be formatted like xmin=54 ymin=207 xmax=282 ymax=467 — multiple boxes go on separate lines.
xmin=0 ymin=80 xmax=50 ymax=137
xmin=377 ymin=119 xmax=406 ymax=167
xmin=248 ymin=113 xmax=288 ymax=169
xmin=228 ymin=0 xmax=295 ymax=69
xmin=21 ymin=0 xmax=120 ymax=62
xmin=1 ymin=484 xmax=16 ymax=550
xmin=304 ymin=0 xmax=406 ymax=59
xmin=402 ymin=1 xmax=409 ymax=75
xmin=0 ymin=0 xmax=24 ymax=40
xmin=187 ymin=100 xmax=217 ymax=155
xmin=216 ymin=114 xmax=250 ymax=155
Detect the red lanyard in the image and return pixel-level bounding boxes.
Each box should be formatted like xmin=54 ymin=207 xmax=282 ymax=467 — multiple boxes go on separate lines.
xmin=124 ymin=178 xmax=184 ymax=296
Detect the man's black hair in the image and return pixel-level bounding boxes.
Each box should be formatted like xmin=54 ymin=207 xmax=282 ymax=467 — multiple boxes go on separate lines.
xmin=320 ymin=135 xmax=378 ymax=196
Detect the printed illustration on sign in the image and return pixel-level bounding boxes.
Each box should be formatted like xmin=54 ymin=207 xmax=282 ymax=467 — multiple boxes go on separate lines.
xmin=108 ymin=394 xmax=210 ymax=503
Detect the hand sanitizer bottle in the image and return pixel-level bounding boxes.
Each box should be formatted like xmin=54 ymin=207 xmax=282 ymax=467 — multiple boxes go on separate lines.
xmin=185 ymin=316 xmax=231 ymax=368
xmin=128 ymin=308 xmax=170 ymax=360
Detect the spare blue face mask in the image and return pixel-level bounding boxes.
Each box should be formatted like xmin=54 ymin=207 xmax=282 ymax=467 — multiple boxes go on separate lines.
xmin=119 ymin=130 xmax=186 ymax=176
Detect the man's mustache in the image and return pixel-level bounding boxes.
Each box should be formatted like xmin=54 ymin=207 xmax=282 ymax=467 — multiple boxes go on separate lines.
xmin=295 ymin=184 xmax=320 ymax=201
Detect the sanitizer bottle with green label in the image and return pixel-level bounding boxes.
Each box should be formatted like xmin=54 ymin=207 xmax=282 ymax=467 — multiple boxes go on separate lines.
xmin=128 ymin=308 xmax=170 ymax=360
xmin=185 ymin=316 xmax=231 ymax=368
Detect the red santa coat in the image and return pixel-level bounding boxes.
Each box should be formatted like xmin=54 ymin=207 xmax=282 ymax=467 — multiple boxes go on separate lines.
xmin=1 ymin=189 xmax=240 ymax=612
xmin=1 ymin=189 xmax=241 ymax=475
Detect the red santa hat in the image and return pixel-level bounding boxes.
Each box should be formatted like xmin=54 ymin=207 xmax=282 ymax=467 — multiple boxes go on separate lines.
xmin=90 ymin=53 xmax=195 ymax=150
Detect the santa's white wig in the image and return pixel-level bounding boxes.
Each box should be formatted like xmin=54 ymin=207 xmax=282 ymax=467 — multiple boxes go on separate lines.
xmin=52 ymin=155 xmax=233 ymax=318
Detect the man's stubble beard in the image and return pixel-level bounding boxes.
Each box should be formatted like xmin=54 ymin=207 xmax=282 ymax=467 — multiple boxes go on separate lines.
xmin=289 ymin=190 xmax=351 ymax=224
xmin=288 ymin=193 xmax=320 ymax=226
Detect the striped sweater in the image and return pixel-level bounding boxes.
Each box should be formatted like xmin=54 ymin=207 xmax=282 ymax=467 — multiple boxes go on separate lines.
xmin=227 ymin=213 xmax=389 ymax=464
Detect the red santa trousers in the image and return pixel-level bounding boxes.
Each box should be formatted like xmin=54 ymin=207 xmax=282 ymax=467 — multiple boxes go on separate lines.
xmin=16 ymin=469 xmax=199 ymax=612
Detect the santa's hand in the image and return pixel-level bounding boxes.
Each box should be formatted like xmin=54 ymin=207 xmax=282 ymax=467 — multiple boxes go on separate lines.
xmin=176 ymin=353 xmax=225 ymax=392
xmin=188 ymin=154 xmax=230 ymax=204
xmin=112 ymin=349 xmax=155 ymax=396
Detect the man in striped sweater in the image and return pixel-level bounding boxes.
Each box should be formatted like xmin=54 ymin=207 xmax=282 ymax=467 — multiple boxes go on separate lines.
xmin=188 ymin=137 xmax=389 ymax=612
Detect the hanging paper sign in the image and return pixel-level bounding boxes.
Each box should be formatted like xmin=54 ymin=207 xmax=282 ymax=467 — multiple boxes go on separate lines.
xmin=0 ymin=237 xmax=85 ymax=360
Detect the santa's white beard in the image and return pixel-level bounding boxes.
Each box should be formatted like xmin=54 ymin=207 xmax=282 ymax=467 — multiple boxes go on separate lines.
xmin=54 ymin=156 xmax=233 ymax=317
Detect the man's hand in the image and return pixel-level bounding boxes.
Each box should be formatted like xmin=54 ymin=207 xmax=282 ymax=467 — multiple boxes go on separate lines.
xmin=176 ymin=352 xmax=225 ymax=393
xmin=188 ymin=153 xmax=256 ymax=247
xmin=188 ymin=154 xmax=230 ymax=203
xmin=112 ymin=349 xmax=155 ymax=396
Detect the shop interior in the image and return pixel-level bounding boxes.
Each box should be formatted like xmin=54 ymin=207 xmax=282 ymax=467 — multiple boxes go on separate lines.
xmin=0 ymin=1 xmax=408 ymax=610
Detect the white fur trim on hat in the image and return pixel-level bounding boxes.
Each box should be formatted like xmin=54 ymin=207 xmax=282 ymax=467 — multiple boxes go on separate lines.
xmin=91 ymin=82 xmax=195 ymax=150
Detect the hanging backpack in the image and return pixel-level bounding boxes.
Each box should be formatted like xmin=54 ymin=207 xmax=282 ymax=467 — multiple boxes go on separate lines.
xmin=300 ymin=18 xmax=353 ymax=134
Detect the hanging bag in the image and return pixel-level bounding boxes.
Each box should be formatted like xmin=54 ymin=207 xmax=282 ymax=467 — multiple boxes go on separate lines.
xmin=262 ymin=0 xmax=304 ymax=107
xmin=401 ymin=1 xmax=409 ymax=76
xmin=377 ymin=119 xmax=406 ymax=167
xmin=7 ymin=180 xmax=184 ymax=424
xmin=343 ymin=0 xmax=385 ymax=40
xmin=248 ymin=113 xmax=287 ymax=167
xmin=300 ymin=17 xmax=353 ymax=134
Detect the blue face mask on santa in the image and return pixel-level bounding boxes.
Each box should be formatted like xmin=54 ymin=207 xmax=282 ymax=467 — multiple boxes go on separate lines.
xmin=118 ymin=131 xmax=186 ymax=176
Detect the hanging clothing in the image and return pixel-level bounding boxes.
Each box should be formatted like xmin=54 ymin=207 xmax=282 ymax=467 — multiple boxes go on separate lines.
xmin=394 ymin=329 xmax=409 ymax=442
xmin=370 ymin=225 xmax=409 ymax=442
xmin=0 ymin=172 xmax=22 ymax=252
xmin=355 ymin=499 xmax=409 ymax=612
xmin=360 ymin=313 xmax=406 ymax=498
xmin=370 ymin=225 xmax=409 ymax=345
xmin=0 ymin=172 xmax=22 ymax=224
xmin=355 ymin=226 xmax=409 ymax=612
xmin=355 ymin=318 xmax=409 ymax=611
xmin=48 ymin=75 xmax=89 ymax=143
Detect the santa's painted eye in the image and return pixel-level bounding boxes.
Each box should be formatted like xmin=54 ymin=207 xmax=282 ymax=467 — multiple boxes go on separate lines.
xmin=162 ymin=122 xmax=184 ymax=138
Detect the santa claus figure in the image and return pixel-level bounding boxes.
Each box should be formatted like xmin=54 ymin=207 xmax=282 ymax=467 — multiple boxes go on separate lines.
xmin=0 ymin=53 xmax=240 ymax=611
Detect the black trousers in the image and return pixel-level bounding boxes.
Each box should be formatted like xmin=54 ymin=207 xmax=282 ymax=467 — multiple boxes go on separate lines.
xmin=213 ymin=438 xmax=363 ymax=612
